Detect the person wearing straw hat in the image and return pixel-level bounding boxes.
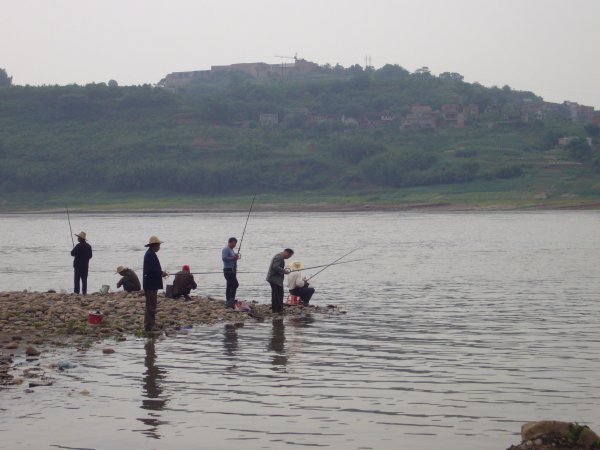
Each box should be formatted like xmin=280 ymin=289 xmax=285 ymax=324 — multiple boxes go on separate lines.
xmin=70 ymin=231 xmax=92 ymax=295
xmin=143 ymin=236 xmax=169 ymax=332
xmin=266 ymin=248 xmax=294 ymax=313
xmin=116 ymin=266 xmax=141 ymax=292
xmin=287 ymin=261 xmax=315 ymax=306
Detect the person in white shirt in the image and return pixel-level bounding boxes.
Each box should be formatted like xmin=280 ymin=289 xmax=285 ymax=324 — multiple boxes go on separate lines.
xmin=287 ymin=261 xmax=315 ymax=306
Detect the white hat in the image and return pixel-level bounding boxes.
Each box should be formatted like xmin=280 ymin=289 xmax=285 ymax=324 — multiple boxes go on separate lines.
xmin=75 ymin=231 xmax=87 ymax=240
xmin=145 ymin=236 xmax=164 ymax=247
xmin=290 ymin=261 xmax=304 ymax=270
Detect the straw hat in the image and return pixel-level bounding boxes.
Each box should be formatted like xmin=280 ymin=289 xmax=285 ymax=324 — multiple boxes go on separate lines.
xmin=115 ymin=266 xmax=127 ymax=274
xmin=290 ymin=261 xmax=304 ymax=270
xmin=145 ymin=236 xmax=164 ymax=247
xmin=75 ymin=231 xmax=87 ymax=240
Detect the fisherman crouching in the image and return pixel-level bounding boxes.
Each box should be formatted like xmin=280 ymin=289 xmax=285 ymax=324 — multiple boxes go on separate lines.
xmin=172 ymin=265 xmax=197 ymax=300
xmin=287 ymin=261 xmax=315 ymax=306
xmin=115 ymin=266 xmax=141 ymax=292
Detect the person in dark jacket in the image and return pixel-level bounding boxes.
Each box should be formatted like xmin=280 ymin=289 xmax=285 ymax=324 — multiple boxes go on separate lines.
xmin=143 ymin=236 xmax=168 ymax=332
xmin=70 ymin=231 xmax=92 ymax=295
xmin=266 ymin=248 xmax=293 ymax=313
xmin=116 ymin=266 xmax=141 ymax=292
xmin=172 ymin=265 xmax=197 ymax=300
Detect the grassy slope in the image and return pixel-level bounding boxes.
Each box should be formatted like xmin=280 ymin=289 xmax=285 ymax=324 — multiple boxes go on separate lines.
xmin=1 ymin=81 xmax=599 ymax=212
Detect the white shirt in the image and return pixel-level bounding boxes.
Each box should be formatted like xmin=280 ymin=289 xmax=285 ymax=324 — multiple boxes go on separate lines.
xmin=287 ymin=271 xmax=305 ymax=290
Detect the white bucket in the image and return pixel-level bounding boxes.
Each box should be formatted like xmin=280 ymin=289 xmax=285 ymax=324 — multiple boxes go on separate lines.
xmin=99 ymin=285 xmax=110 ymax=295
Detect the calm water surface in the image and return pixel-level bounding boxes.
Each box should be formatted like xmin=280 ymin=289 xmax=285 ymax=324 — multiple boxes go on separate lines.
xmin=1 ymin=211 xmax=600 ymax=449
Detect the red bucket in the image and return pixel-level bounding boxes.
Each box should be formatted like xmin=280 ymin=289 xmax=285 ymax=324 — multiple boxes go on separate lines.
xmin=287 ymin=294 xmax=300 ymax=305
xmin=88 ymin=310 xmax=103 ymax=325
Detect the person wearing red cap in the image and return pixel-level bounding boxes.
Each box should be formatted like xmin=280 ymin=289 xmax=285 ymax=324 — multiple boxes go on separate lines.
xmin=172 ymin=264 xmax=197 ymax=300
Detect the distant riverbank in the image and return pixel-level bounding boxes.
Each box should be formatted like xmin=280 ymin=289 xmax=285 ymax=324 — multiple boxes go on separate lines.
xmin=3 ymin=197 xmax=600 ymax=214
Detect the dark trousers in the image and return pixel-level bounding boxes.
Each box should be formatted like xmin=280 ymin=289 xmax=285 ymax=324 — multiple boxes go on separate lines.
xmin=74 ymin=267 xmax=88 ymax=295
xmin=223 ymin=269 xmax=239 ymax=307
xmin=290 ymin=287 xmax=315 ymax=305
xmin=144 ymin=290 xmax=158 ymax=331
xmin=269 ymin=282 xmax=284 ymax=313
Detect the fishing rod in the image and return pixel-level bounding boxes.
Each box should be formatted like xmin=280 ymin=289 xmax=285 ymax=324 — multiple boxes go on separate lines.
xmin=66 ymin=206 xmax=75 ymax=247
xmin=187 ymin=270 xmax=265 ymax=275
xmin=304 ymin=248 xmax=362 ymax=281
xmin=288 ymin=258 xmax=369 ymax=273
xmin=237 ymin=188 xmax=258 ymax=256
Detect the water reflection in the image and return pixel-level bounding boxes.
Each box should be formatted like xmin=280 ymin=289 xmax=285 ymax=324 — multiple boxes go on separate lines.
xmin=287 ymin=315 xmax=315 ymax=328
xmin=223 ymin=323 xmax=239 ymax=356
xmin=138 ymin=338 xmax=169 ymax=439
xmin=268 ymin=318 xmax=287 ymax=367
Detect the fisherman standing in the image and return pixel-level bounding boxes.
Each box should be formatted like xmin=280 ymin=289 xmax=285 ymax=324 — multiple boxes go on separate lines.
xmin=172 ymin=265 xmax=197 ymax=300
xmin=266 ymin=248 xmax=294 ymax=313
xmin=287 ymin=261 xmax=315 ymax=306
xmin=71 ymin=231 xmax=92 ymax=295
xmin=222 ymin=237 xmax=240 ymax=308
xmin=116 ymin=266 xmax=141 ymax=292
xmin=143 ymin=236 xmax=168 ymax=332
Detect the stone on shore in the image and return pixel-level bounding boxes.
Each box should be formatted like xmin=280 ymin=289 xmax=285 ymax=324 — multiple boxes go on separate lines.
xmin=0 ymin=291 xmax=341 ymax=348
xmin=507 ymin=421 xmax=600 ymax=450
xmin=25 ymin=346 xmax=41 ymax=356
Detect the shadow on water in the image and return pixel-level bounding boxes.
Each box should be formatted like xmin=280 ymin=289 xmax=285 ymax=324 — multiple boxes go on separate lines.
xmin=223 ymin=323 xmax=239 ymax=357
xmin=268 ymin=318 xmax=287 ymax=368
xmin=137 ymin=338 xmax=169 ymax=440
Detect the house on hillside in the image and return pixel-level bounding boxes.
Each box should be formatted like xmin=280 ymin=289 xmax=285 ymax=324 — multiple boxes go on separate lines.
xmin=564 ymin=101 xmax=595 ymax=123
xmin=259 ymin=113 xmax=279 ymax=126
xmin=558 ymin=136 xmax=592 ymax=147
xmin=401 ymin=105 xmax=437 ymax=130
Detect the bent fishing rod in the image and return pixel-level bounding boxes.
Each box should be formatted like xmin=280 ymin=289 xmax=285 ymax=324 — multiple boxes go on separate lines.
xmin=66 ymin=206 xmax=75 ymax=247
xmin=288 ymin=258 xmax=369 ymax=273
xmin=184 ymin=260 xmax=367 ymax=276
xmin=304 ymin=247 xmax=362 ymax=281
xmin=237 ymin=188 xmax=258 ymax=256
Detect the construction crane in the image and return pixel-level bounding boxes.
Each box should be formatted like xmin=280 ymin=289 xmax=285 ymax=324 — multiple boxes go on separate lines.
xmin=274 ymin=53 xmax=298 ymax=62
xmin=273 ymin=54 xmax=298 ymax=80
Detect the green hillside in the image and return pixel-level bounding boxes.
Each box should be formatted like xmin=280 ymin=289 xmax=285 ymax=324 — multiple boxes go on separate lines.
xmin=0 ymin=64 xmax=599 ymax=211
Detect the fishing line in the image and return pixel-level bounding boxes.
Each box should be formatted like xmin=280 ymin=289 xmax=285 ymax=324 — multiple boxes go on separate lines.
xmin=305 ymin=248 xmax=362 ymax=281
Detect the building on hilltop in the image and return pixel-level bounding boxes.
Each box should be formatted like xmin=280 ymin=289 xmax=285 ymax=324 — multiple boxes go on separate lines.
xmin=160 ymin=58 xmax=319 ymax=90
xmin=564 ymin=101 xmax=595 ymax=123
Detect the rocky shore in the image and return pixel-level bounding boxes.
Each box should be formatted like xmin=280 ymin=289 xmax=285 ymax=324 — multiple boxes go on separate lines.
xmin=0 ymin=290 xmax=342 ymax=388
xmin=507 ymin=421 xmax=600 ymax=450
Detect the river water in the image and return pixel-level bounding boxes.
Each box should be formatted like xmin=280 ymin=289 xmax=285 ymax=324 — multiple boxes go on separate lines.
xmin=1 ymin=211 xmax=600 ymax=449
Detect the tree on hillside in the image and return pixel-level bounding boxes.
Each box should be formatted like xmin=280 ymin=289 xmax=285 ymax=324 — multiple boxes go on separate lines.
xmin=439 ymin=72 xmax=464 ymax=82
xmin=0 ymin=68 xmax=12 ymax=87
xmin=584 ymin=124 xmax=600 ymax=138
xmin=567 ymin=138 xmax=592 ymax=162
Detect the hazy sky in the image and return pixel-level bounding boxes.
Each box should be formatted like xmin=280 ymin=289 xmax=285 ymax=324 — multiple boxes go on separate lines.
xmin=2 ymin=0 xmax=599 ymax=107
